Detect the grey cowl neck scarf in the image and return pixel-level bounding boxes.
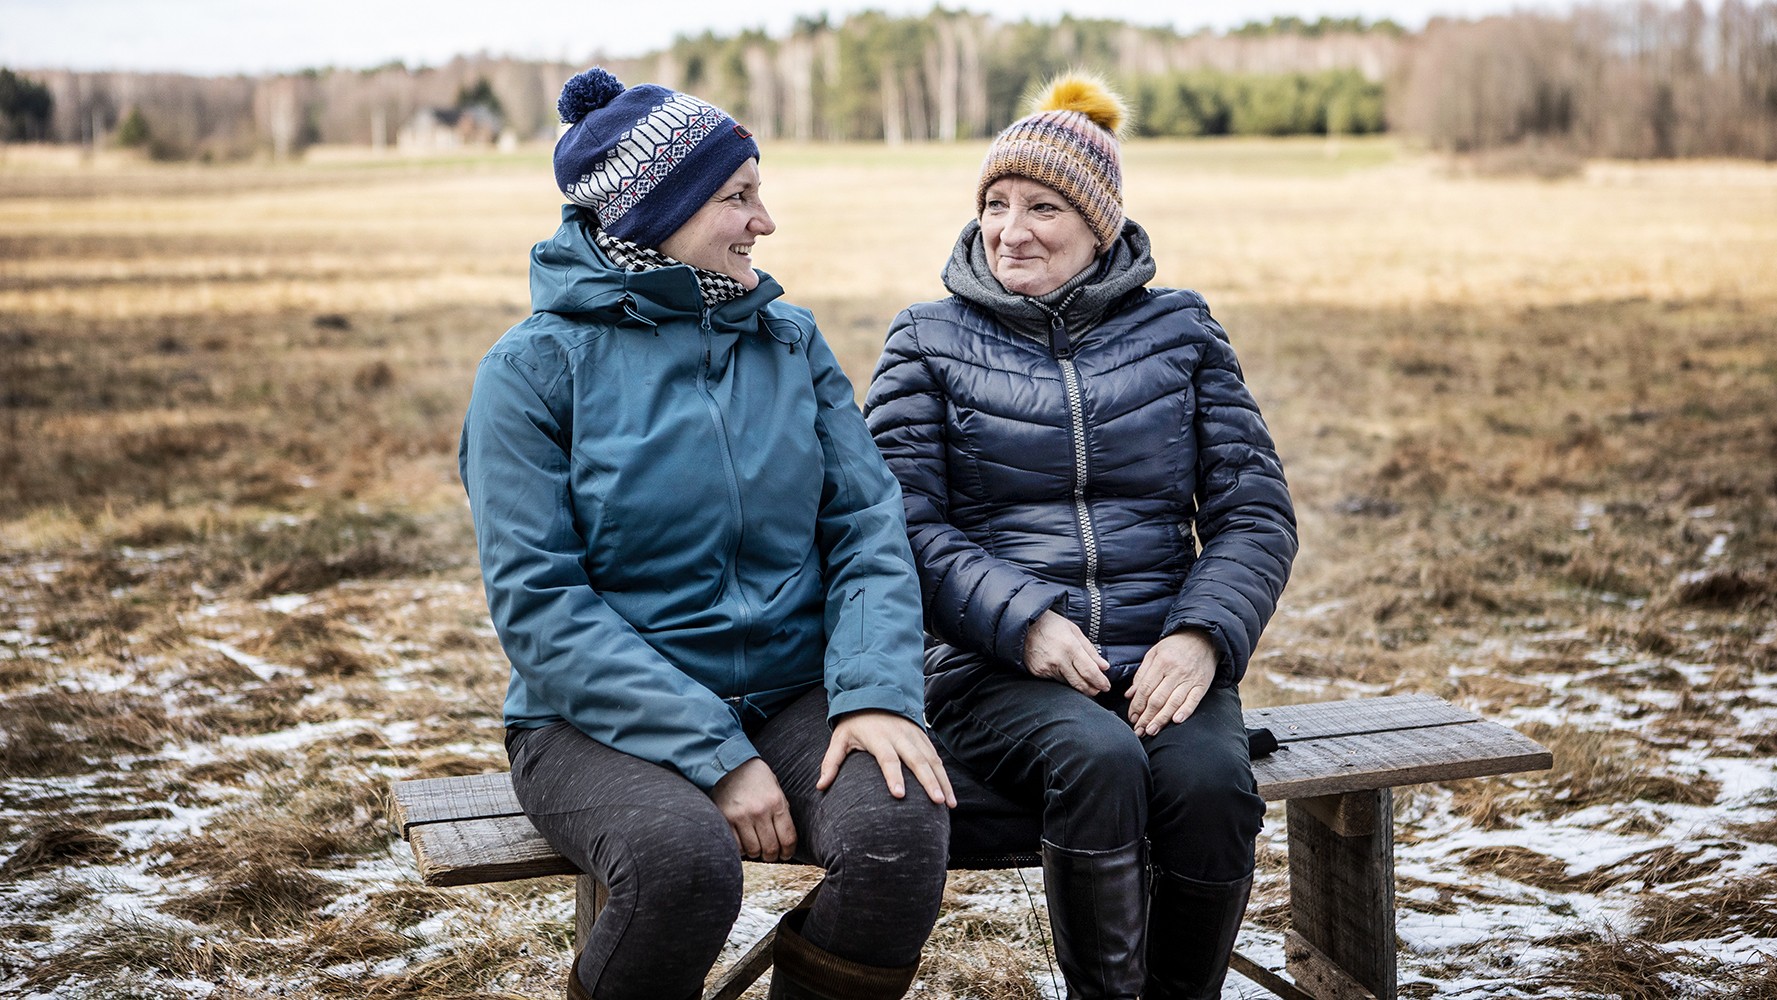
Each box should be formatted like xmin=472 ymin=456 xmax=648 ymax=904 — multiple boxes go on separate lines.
xmin=942 ymin=217 xmax=1159 ymax=343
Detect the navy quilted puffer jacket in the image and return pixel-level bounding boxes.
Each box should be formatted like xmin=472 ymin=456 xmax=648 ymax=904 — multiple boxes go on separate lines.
xmin=864 ymin=222 xmax=1296 ymax=704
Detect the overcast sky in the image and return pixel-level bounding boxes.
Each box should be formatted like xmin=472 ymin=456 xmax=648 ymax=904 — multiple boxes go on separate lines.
xmin=1 ymin=0 xmax=1580 ymax=76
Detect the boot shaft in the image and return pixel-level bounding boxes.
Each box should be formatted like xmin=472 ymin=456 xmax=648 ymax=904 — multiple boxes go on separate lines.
xmin=1040 ymin=839 xmax=1149 ymax=1000
xmin=1144 ymin=868 xmax=1252 ymax=1000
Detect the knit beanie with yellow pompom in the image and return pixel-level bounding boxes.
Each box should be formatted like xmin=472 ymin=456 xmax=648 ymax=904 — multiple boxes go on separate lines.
xmin=976 ymin=72 xmax=1129 ymax=251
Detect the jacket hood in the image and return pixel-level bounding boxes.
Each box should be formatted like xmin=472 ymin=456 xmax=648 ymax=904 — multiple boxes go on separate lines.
xmin=529 ymin=204 xmax=784 ymax=331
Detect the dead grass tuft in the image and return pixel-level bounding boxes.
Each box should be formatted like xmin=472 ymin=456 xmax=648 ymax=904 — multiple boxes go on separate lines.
xmin=162 ymin=858 xmax=342 ymax=930
xmin=0 ymin=824 xmax=123 ymax=876
xmin=1633 ymin=874 xmax=1777 ymax=943
xmin=1457 ymin=845 xmax=1579 ymax=891
xmin=917 ymin=940 xmax=1045 ymax=1000
xmin=410 ymin=752 xmax=508 ymax=778
xmin=343 ymin=924 xmax=559 ymax=1000
xmin=1533 ymin=930 xmax=1715 ymax=997
xmin=1730 ymin=815 xmax=1777 ymax=846
xmin=245 ymin=611 xmax=347 ymax=652
xmin=1580 ymin=845 xmax=1727 ymax=893
xmin=1730 ymin=955 xmax=1777 ymax=1000
xmin=1518 ymin=722 xmax=1722 ymax=815
xmin=192 ymin=676 xmax=326 ymax=736
xmin=302 ymin=910 xmax=415 ymax=968
xmin=0 ymin=687 xmax=200 ymax=777
xmin=1446 ymin=774 xmax=1544 ymax=828
xmin=22 ymin=917 xmax=242 ymax=989
xmin=1669 ymin=567 xmax=1777 ymax=610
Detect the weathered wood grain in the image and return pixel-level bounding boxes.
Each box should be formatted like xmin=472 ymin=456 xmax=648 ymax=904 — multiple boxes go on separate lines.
xmin=1283 ymin=930 xmax=1381 ymax=1000
xmin=1287 ymin=791 xmax=1395 ymax=998
xmin=1229 ymin=951 xmax=1318 ymax=1000
xmin=1246 ymin=693 xmax=1478 ymax=742
xmin=1252 ymin=718 xmax=1552 ymax=801
xmin=391 ymin=771 xmax=522 ymax=835
xmin=409 ymin=814 xmax=577 ymax=886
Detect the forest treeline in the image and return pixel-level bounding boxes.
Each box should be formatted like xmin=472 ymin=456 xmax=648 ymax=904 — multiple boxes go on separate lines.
xmin=5 ymin=2 xmax=1776 ymax=161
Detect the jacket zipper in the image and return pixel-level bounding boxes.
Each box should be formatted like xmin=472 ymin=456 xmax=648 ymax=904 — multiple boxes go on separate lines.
xmin=1049 ymin=311 xmax=1104 ymax=648
xmin=697 ymin=308 xmax=753 ymax=698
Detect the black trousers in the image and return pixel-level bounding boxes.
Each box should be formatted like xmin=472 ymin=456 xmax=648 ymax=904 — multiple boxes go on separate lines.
xmin=930 ymin=671 xmax=1264 ymax=881
xmin=506 ymin=687 xmax=950 ymax=1000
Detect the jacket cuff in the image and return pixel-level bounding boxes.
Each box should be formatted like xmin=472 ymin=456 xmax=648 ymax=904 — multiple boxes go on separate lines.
xmin=1164 ymin=617 xmax=1238 ymax=684
xmin=996 ymin=580 xmax=1069 ymax=667
xmin=828 ymin=684 xmax=926 ymax=728
xmin=686 ymin=732 xmax=762 ymax=792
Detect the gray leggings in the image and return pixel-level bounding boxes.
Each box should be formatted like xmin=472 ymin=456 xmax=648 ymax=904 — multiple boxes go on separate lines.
xmin=505 ymin=687 xmax=950 ymax=1000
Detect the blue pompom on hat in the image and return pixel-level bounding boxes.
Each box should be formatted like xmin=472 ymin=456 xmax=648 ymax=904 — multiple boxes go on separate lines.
xmin=553 ymin=67 xmax=761 ymax=249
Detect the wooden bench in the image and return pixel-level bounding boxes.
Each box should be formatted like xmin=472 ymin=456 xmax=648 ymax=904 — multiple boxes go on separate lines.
xmin=390 ymin=693 xmax=1550 ymax=1000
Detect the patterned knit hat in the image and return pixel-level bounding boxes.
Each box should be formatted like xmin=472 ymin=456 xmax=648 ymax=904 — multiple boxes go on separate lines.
xmin=977 ymin=73 xmax=1128 ymax=251
xmin=553 ymin=67 xmax=761 ymax=249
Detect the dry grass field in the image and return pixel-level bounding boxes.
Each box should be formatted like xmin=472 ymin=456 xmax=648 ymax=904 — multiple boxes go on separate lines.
xmin=1 ymin=137 xmax=1774 ymax=998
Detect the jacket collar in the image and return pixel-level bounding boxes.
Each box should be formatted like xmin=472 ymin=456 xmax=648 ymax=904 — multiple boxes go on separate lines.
xmin=530 ymin=205 xmax=783 ymax=333
xmin=941 ymin=218 xmax=1157 ymax=344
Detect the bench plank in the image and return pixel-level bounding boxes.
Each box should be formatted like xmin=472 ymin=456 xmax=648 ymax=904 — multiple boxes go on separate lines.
xmin=392 ymin=772 xmax=524 ymax=835
xmin=1246 ymin=693 xmax=1477 ymax=741
xmin=411 ymin=815 xmax=578 ymax=886
xmin=1251 ymin=718 xmax=1552 ymax=800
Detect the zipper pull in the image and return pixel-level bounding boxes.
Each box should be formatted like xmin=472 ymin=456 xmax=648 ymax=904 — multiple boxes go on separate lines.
xmin=1049 ymin=313 xmax=1071 ymax=357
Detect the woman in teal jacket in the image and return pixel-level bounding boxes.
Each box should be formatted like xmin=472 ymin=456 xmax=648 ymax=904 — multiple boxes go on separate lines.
xmin=459 ymin=68 xmax=952 ymax=1000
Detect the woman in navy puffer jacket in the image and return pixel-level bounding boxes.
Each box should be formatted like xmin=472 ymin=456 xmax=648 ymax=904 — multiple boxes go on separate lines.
xmin=865 ymin=75 xmax=1297 ymax=1000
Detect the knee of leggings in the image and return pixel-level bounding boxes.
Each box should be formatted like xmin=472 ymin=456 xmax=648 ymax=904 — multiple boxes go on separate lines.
xmin=608 ymin=816 xmax=745 ymax=916
xmin=829 ymin=791 xmax=950 ymax=878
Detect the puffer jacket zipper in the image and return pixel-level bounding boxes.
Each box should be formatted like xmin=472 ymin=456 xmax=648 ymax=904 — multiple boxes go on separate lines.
xmin=1048 ymin=308 xmax=1104 ymax=648
xmin=697 ymin=307 xmax=754 ymax=699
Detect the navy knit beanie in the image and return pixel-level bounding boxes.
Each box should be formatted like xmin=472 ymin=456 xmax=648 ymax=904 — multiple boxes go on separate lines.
xmin=553 ymin=68 xmax=761 ymax=249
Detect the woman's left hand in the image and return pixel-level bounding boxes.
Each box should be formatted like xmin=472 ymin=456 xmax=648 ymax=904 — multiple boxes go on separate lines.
xmin=818 ymin=710 xmax=957 ymax=808
xmin=1125 ymin=630 xmax=1218 ymax=736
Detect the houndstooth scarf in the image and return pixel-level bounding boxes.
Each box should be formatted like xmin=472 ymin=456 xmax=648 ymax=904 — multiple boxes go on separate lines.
xmin=594 ymin=229 xmax=750 ymax=308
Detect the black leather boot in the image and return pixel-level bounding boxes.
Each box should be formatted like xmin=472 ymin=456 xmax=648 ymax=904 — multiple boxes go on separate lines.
xmin=1040 ymin=839 xmax=1148 ymax=999
xmin=768 ymin=908 xmax=920 ymax=999
xmin=1144 ymin=867 xmax=1252 ymax=1000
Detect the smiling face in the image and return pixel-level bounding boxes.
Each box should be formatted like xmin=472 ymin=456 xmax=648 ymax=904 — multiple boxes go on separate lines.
xmin=980 ymin=175 xmax=1100 ymax=298
xmin=656 ymin=158 xmax=775 ymax=289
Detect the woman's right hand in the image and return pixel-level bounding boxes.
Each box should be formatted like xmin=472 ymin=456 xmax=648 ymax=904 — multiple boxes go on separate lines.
xmin=1023 ymin=610 xmax=1111 ymax=695
xmin=710 ymin=757 xmax=798 ymax=862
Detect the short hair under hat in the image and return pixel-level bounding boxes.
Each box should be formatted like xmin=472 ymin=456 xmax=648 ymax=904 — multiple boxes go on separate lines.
xmin=553 ymin=67 xmax=761 ymax=249
xmin=977 ymin=73 xmax=1128 ymax=251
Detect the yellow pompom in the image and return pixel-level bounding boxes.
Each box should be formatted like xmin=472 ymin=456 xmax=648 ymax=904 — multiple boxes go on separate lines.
xmin=1033 ymin=72 xmax=1129 ymax=137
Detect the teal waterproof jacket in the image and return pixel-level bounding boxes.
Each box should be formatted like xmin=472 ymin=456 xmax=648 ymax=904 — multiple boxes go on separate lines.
xmin=459 ymin=206 xmax=927 ymax=791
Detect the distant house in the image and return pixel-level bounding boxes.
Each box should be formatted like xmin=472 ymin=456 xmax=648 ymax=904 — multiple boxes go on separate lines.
xmin=397 ymin=105 xmax=503 ymax=151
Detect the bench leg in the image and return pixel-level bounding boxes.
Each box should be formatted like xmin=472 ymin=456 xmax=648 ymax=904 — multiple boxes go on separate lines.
xmin=1284 ymin=789 xmax=1395 ymax=1000
xmin=569 ymin=872 xmax=823 ymax=1000
xmin=573 ymin=874 xmax=608 ymax=954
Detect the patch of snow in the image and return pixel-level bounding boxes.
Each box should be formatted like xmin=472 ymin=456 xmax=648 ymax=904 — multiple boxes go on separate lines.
xmin=189 ymin=638 xmax=280 ymax=681
xmin=261 ymin=594 xmax=312 ymax=614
